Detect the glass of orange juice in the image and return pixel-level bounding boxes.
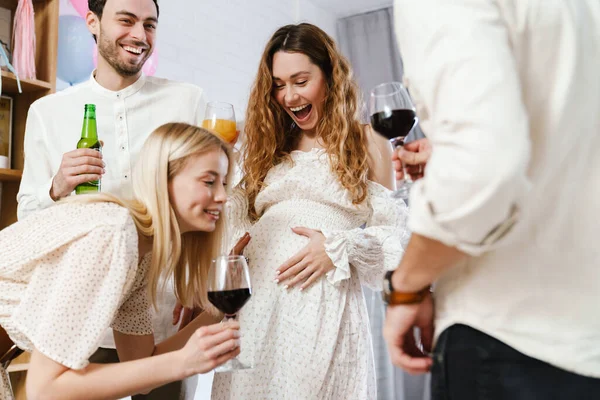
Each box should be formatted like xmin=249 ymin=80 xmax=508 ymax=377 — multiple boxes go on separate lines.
xmin=202 ymin=102 xmax=238 ymax=144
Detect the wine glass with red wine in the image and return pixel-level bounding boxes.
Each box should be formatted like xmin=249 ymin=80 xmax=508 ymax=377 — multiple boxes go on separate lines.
xmin=369 ymin=82 xmax=418 ymax=199
xmin=207 ymin=255 xmax=252 ymax=372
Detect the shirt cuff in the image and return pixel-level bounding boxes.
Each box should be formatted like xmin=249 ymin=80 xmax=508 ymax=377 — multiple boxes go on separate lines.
xmin=408 ymin=180 xmax=521 ymax=256
xmin=37 ymin=177 xmax=57 ymax=209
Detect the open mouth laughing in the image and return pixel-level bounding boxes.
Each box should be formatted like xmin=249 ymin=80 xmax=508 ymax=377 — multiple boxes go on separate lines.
xmin=121 ymin=44 xmax=147 ymax=56
xmin=289 ymin=104 xmax=313 ymax=121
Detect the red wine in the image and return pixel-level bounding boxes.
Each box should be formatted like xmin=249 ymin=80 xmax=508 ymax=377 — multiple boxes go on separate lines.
xmin=370 ymin=109 xmax=418 ymax=143
xmin=208 ymin=288 xmax=251 ymax=315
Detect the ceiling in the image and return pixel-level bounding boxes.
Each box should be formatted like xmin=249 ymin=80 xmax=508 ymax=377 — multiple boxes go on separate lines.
xmin=309 ymin=0 xmax=393 ymax=18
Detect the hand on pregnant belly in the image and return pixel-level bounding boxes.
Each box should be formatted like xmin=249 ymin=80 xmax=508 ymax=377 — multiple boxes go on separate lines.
xmin=275 ymin=226 xmax=335 ymax=290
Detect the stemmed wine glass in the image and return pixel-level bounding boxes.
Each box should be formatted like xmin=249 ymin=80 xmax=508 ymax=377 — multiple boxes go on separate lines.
xmin=207 ymin=255 xmax=253 ymax=372
xmin=369 ymin=82 xmax=418 ymax=199
xmin=201 ymin=102 xmax=238 ymax=144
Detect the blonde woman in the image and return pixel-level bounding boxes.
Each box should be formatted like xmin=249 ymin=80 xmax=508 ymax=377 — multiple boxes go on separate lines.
xmin=212 ymin=24 xmax=410 ymax=399
xmin=0 ymin=123 xmax=240 ymax=400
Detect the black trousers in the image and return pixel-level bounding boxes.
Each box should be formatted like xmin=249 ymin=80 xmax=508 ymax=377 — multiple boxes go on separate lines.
xmin=431 ymin=324 xmax=600 ymax=400
xmin=90 ymin=347 xmax=182 ymax=400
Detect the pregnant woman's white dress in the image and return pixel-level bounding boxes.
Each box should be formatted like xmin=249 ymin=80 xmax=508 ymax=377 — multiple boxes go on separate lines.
xmin=212 ymin=148 xmax=410 ymax=400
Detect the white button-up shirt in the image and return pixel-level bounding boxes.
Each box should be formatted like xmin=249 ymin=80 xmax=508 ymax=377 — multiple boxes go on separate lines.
xmin=16 ymin=73 xmax=206 ymax=348
xmin=17 ymin=73 xmax=206 ymax=219
xmin=395 ymin=0 xmax=600 ymax=377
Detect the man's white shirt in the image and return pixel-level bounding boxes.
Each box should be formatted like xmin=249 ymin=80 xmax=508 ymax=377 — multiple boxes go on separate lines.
xmin=17 ymin=72 xmax=207 ymax=347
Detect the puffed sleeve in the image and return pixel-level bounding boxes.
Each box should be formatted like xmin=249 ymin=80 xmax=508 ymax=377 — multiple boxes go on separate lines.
xmin=10 ymin=222 xmax=146 ymax=370
xmin=322 ymin=183 xmax=410 ymax=289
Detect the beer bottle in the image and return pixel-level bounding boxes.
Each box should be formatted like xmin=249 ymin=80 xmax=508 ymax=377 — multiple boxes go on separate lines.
xmin=75 ymin=104 xmax=102 ymax=194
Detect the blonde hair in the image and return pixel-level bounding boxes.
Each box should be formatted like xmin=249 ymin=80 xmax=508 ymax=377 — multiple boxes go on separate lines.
xmin=64 ymin=123 xmax=233 ymax=316
xmin=241 ymin=23 xmax=369 ymax=221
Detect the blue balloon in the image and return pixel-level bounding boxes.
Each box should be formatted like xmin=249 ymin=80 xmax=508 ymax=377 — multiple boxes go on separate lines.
xmin=57 ymin=15 xmax=95 ymax=85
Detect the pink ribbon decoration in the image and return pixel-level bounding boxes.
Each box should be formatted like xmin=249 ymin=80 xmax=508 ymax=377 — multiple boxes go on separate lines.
xmin=142 ymin=49 xmax=158 ymax=76
xmin=13 ymin=0 xmax=36 ymax=80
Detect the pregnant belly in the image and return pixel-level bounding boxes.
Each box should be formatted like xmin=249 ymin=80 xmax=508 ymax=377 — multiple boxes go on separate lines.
xmin=244 ymin=199 xmax=362 ymax=284
xmin=236 ymin=200 xmax=366 ymax=366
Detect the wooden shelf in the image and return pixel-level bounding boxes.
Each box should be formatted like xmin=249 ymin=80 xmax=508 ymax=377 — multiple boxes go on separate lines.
xmin=6 ymin=351 xmax=30 ymax=373
xmin=0 ymin=168 xmax=22 ymax=182
xmin=7 ymin=363 xmax=28 ymax=373
xmin=1 ymin=70 xmax=52 ymax=95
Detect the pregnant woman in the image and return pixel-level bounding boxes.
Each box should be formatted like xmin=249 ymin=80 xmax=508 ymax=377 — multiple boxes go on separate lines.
xmin=212 ymin=23 xmax=410 ymax=399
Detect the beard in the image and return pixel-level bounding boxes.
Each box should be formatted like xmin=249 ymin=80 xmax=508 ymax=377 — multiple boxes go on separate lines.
xmin=97 ymin=27 xmax=152 ymax=77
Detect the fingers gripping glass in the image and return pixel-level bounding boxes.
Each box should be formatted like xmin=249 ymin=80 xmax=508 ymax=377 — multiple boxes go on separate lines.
xmin=207 ymin=255 xmax=252 ymax=372
xmin=369 ymin=82 xmax=418 ymax=200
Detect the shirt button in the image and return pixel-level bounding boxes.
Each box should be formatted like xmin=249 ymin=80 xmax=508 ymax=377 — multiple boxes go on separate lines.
xmin=119 ymin=116 xmax=123 ymax=120
xmin=116 ymin=94 xmax=120 ymax=98
xmin=124 ymin=175 xmax=128 ymax=179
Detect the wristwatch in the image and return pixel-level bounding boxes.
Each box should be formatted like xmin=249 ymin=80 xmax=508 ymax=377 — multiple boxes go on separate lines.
xmin=382 ymin=270 xmax=431 ymax=305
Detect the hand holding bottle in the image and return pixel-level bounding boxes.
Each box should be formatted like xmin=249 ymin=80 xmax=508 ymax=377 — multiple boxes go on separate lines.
xmin=50 ymin=148 xmax=105 ymax=200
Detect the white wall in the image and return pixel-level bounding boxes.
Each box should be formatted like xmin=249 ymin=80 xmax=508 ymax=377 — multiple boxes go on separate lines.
xmin=155 ymin=0 xmax=338 ymax=123
xmin=57 ymin=0 xmax=337 ymax=113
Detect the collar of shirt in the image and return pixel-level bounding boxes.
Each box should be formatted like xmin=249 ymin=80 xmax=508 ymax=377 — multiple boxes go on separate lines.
xmin=89 ymin=69 xmax=147 ymax=100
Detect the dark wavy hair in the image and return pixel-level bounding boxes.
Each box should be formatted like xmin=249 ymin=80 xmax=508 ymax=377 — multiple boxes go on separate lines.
xmin=241 ymin=23 xmax=369 ymax=221
xmin=88 ymin=0 xmax=160 ymax=20
xmin=88 ymin=0 xmax=159 ymax=42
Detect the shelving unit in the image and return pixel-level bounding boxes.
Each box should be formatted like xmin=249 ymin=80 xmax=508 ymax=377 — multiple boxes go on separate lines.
xmin=0 ymin=0 xmax=57 ymax=231
xmin=0 ymin=167 xmax=21 ymax=181
xmin=1 ymin=70 xmax=53 ymax=93
xmin=0 ymin=0 xmax=58 ymax=397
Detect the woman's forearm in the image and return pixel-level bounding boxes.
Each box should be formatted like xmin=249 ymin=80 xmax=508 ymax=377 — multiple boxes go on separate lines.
xmin=115 ymin=312 xmax=222 ymax=363
xmin=27 ymin=349 xmax=185 ymax=400
xmin=153 ymin=311 xmax=221 ymax=356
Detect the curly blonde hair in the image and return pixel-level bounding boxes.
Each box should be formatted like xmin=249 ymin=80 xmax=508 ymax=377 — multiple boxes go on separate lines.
xmin=241 ymin=23 xmax=369 ymax=221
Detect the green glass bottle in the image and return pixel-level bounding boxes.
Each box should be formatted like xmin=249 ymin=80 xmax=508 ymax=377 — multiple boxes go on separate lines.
xmin=75 ymin=104 xmax=102 ymax=194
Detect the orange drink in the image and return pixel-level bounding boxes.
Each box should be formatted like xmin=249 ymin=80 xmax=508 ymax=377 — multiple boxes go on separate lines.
xmin=202 ymin=118 xmax=238 ymax=143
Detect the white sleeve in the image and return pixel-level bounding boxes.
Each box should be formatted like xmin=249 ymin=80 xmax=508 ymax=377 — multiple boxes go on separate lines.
xmin=12 ymin=224 xmax=142 ymax=369
xmin=16 ymin=104 xmax=56 ymax=220
xmin=394 ymin=0 xmax=531 ymax=255
xmin=322 ymin=184 xmax=410 ymax=290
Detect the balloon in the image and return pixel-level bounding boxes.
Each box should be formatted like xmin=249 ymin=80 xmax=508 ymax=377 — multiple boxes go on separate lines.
xmin=57 ymin=15 xmax=95 ymax=85
xmin=142 ymin=50 xmax=158 ymax=76
xmin=70 ymin=0 xmax=89 ymax=18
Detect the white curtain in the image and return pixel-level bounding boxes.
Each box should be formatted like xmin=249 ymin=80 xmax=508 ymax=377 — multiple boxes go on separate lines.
xmin=337 ymin=7 xmax=425 ymax=140
xmin=338 ymin=7 xmax=429 ymax=400
xmin=363 ymin=287 xmax=430 ymax=400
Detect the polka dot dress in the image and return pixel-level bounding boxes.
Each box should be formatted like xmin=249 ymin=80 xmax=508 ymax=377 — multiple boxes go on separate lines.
xmin=0 ymin=368 xmax=11 ymax=400
xmin=212 ymin=149 xmax=410 ymax=400
xmin=0 ymin=202 xmax=152 ymax=400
